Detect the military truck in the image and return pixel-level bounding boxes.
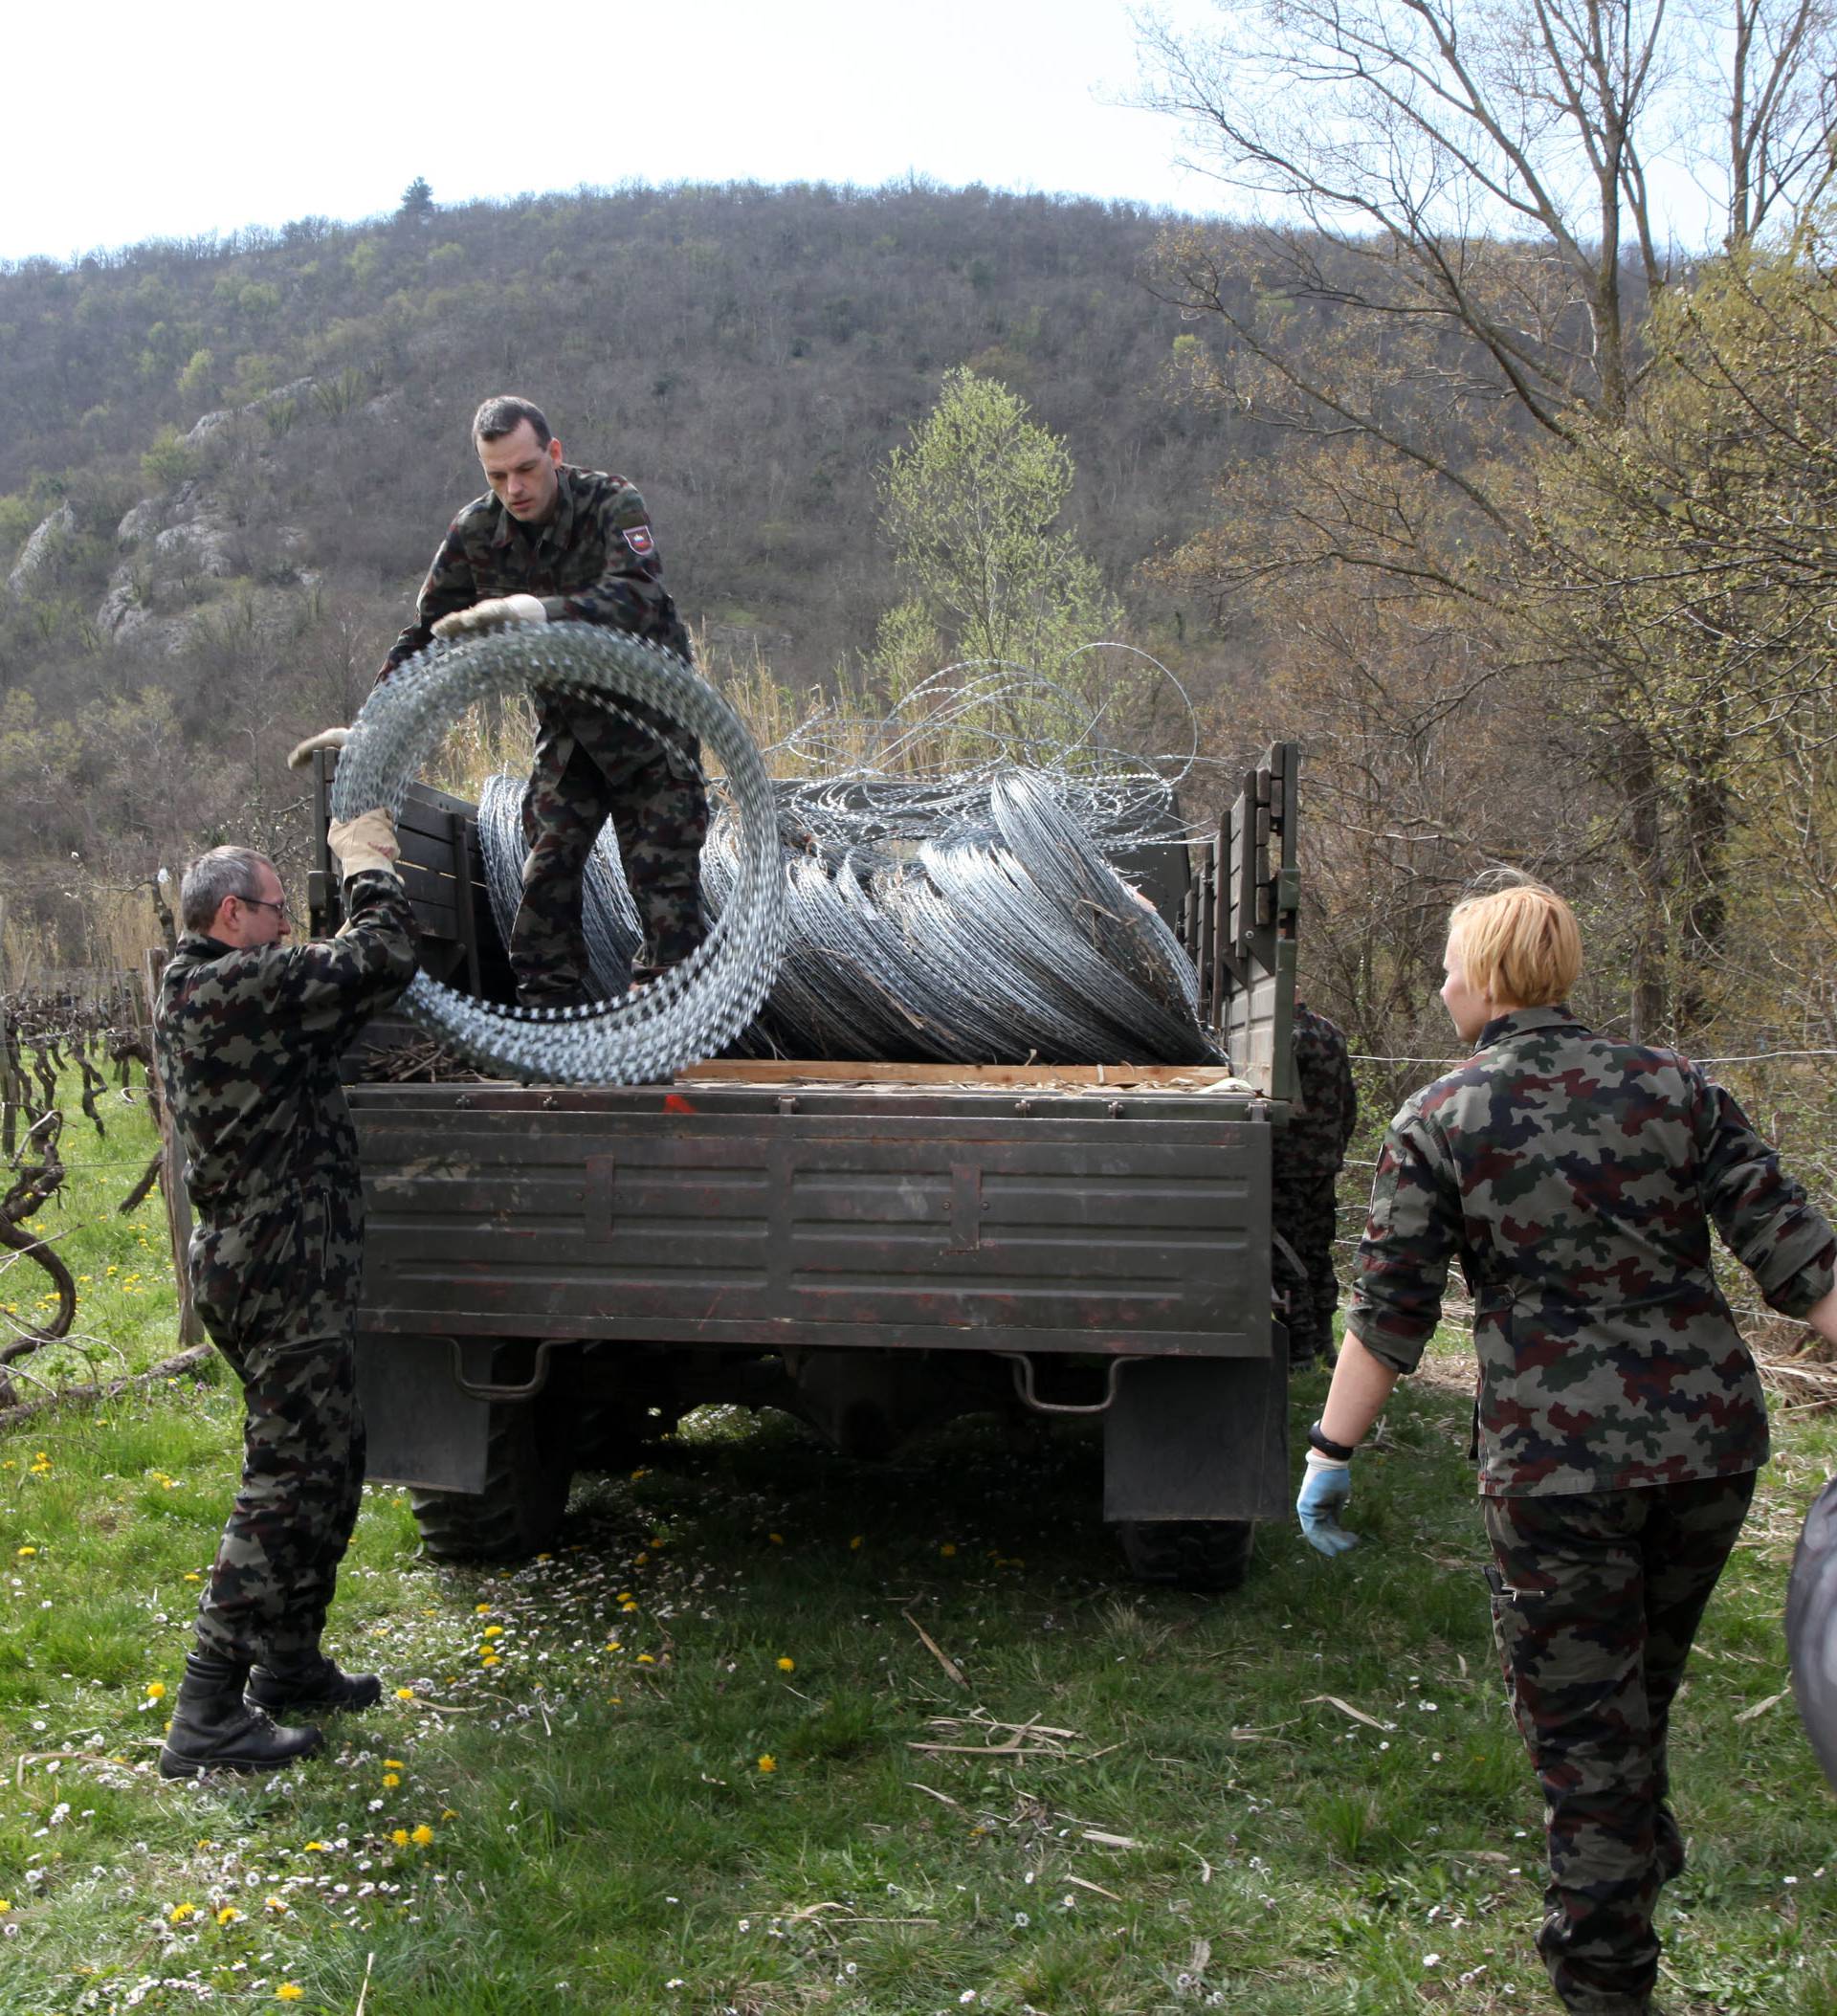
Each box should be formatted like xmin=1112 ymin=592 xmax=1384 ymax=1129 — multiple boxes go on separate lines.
xmin=300 ymin=743 xmax=1300 ymax=1590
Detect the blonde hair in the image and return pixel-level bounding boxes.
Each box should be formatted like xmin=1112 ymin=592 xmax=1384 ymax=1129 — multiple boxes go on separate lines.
xmin=1449 ymin=881 xmax=1581 ymax=1008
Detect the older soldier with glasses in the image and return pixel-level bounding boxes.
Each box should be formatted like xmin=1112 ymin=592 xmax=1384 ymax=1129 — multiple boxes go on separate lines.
xmin=152 ymin=812 xmax=416 ymax=1776
xmin=1297 ymin=880 xmax=1837 ymax=2016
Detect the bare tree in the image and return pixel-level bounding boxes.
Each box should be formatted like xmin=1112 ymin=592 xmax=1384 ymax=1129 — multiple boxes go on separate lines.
xmin=1135 ymin=0 xmax=1837 ymax=1039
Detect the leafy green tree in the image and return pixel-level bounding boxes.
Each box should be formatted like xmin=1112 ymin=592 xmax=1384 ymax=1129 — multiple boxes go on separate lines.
xmin=874 ymin=367 xmax=1122 ymax=691
xmin=1529 ymin=220 xmax=1837 ymax=1037
xmin=141 ymin=426 xmax=194 ymax=492
xmin=398 ymin=176 xmax=434 ymax=224
xmin=174 ymin=346 xmax=215 ymax=403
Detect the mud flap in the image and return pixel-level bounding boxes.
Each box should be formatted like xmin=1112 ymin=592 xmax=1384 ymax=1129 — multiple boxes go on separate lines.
xmin=355 ymin=1332 xmax=493 ymax=1493
xmin=1102 ymin=1353 xmax=1289 ymax=1522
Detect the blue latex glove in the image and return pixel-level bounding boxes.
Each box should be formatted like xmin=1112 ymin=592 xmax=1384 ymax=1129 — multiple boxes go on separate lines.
xmin=1296 ymin=1453 xmax=1359 ymax=1556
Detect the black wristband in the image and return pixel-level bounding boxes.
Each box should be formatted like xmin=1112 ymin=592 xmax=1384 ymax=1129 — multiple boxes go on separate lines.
xmin=1308 ymin=1420 xmax=1357 ymax=1462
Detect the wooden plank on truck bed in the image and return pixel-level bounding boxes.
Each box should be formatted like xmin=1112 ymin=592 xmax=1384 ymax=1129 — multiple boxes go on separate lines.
xmin=678 ymin=1060 xmax=1252 ymax=1092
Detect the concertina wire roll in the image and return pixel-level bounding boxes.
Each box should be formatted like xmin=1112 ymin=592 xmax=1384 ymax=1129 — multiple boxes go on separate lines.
xmin=329 ymin=624 xmax=788 ymax=1084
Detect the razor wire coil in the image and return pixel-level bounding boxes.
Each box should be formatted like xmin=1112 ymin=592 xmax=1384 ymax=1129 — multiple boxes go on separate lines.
xmin=331 ymin=624 xmax=787 ymax=1084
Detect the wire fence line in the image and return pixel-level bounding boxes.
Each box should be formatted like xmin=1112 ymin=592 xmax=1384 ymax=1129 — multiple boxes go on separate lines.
xmin=1353 ymin=1047 xmax=1837 ymax=1070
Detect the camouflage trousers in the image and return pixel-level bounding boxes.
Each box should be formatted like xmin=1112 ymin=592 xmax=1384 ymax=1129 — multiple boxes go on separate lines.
xmin=511 ymin=698 xmax=710 ymax=1007
xmin=1272 ymin=1169 xmax=1341 ymax=1363
xmin=188 ymin=1181 xmax=367 ymax=1670
xmin=1482 ymin=1472 xmax=1757 ymax=2015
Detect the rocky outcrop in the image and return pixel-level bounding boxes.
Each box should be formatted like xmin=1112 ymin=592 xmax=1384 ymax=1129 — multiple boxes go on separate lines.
xmin=7 ymin=503 xmax=76 ymax=599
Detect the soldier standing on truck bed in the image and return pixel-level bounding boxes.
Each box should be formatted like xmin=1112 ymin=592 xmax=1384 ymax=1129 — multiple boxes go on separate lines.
xmin=151 ymin=813 xmax=417 ymax=1777
xmin=1273 ymin=1001 xmax=1358 ymax=1368
xmin=387 ymin=393 xmax=706 ymax=1007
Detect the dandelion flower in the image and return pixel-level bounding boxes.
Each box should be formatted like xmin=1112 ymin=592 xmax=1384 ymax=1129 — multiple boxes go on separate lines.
xmin=15 ymin=1546 xmax=34 ymax=1559
xmin=768 ymin=1532 xmax=784 ymax=1545
xmin=394 ymin=1687 xmax=415 ymax=1700
xmin=384 ymin=1759 xmax=405 ymax=1771
xmin=264 ymin=1897 xmax=288 ymax=1915
xmin=276 ymin=1988 xmax=304 ymax=2004
xmin=168 ymin=1901 xmax=197 ymax=1922
xmin=850 ymin=1536 xmax=863 ymax=1550
xmin=482 ymin=1625 xmax=503 ymax=1640
xmin=382 ymin=1772 xmax=401 ymax=1788
xmin=481 ymin=1654 xmax=500 ymax=1669
xmin=146 ymin=1682 xmax=166 ymax=1700
xmin=475 ymin=1603 xmax=492 ymax=1615
xmin=636 ymin=1653 xmax=655 ymax=1665
xmin=216 ymin=1905 xmax=243 ymax=1925
xmin=941 ymin=1542 xmax=957 ymax=1557
xmin=0 ymin=1900 xmax=11 ymax=1913
xmin=777 ymin=1657 xmax=795 ymax=1673
xmin=390 ymin=1828 xmax=409 ymax=1849
xmin=757 ymin=1754 xmax=777 ymax=1773
xmin=411 ymin=1824 xmax=433 ymax=1847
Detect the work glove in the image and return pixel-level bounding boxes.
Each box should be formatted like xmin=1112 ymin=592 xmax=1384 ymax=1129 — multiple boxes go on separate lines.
xmin=327 ymin=808 xmax=401 ymax=882
xmin=432 ymin=593 xmax=547 ymax=640
xmin=287 ymin=726 xmax=349 ymax=770
xmin=1296 ymin=1450 xmax=1359 ymax=1557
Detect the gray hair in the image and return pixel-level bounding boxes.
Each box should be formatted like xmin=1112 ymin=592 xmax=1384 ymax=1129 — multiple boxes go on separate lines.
xmin=180 ymin=846 xmax=274 ymax=934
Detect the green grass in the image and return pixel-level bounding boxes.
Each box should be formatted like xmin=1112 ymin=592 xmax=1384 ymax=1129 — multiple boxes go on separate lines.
xmin=1 ymin=1076 xmax=1834 ymax=2012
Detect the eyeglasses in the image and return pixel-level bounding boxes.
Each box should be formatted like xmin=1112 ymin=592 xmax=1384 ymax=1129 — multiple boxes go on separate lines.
xmin=234 ymin=892 xmax=291 ymax=921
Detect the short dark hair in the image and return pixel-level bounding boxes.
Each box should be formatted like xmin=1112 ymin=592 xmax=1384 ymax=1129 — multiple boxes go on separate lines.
xmin=472 ymin=395 xmax=551 ymax=450
xmin=180 ymin=846 xmax=274 ymax=934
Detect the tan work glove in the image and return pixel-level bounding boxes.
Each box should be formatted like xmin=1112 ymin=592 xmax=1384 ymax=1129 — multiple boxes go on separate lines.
xmin=287 ymin=725 xmax=350 ymax=770
xmin=432 ymin=593 xmax=547 ymax=641
xmin=327 ymin=808 xmax=401 ymax=881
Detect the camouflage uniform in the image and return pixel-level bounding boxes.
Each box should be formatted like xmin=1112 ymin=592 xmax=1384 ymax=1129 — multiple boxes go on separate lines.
xmin=154 ymin=871 xmax=417 ymax=1671
xmin=382 ymin=463 xmax=708 ymax=1004
xmin=1347 ymin=1005 xmax=1836 ymax=2016
xmin=1273 ymin=1001 xmax=1358 ymax=1365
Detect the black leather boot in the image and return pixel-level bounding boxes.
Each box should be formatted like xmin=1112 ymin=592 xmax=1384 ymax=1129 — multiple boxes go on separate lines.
xmin=158 ymin=1652 xmax=324 ymax=1779
xmin=247 ymin=1651 xmax=383 ymax=1716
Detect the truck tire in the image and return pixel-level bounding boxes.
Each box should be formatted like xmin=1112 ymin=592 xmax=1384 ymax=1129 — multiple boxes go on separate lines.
xmin=1116 ymin=1518 xmax=1256 ymax=1593
xmin=408 ymin=1401 xmax=572 ymax=1562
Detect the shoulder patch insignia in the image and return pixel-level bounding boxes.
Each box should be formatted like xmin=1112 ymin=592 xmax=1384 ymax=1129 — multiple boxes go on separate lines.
xmin=623 ymin=524 xmax=655 ymax=557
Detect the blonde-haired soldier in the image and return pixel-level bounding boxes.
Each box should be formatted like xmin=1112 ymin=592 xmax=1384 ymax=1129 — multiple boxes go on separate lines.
xmin=1446 ymin=880 xmax=1583 ymax=1008
xmin=1296 ymin=882 xmax=1837 ymax=2016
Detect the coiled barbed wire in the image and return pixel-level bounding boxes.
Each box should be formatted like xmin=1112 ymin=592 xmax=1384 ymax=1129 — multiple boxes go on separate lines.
xmin=332 ymin=625 xmax=786 ymax=1084
xmin=476 ymin=761 xmax=1220 ymax=1067
xmin=764 ymin=650 xmax=1212 ymax=856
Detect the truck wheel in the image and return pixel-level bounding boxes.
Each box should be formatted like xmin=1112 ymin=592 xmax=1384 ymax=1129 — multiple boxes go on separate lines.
xmin=409 ymin=1402 xmax=572 ymax=1562
xmin=1116 ymin=1518 xmax=1256 ymax=1593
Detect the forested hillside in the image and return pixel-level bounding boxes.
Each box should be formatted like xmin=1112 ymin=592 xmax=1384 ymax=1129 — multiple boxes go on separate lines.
xmin=5 ymin=127 xmax=1837 ymax=1118
xmin=0 ymin=179 xmax=1271 ymax=977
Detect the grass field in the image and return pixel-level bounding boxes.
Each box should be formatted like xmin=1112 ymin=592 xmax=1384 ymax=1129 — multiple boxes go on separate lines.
xmin=1 ymin=1074 xmax=1834 ymax=2014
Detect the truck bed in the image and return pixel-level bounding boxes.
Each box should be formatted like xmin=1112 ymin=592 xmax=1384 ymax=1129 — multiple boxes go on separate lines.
xmin=352 ymin=1063 xmax=1274 ymax=1358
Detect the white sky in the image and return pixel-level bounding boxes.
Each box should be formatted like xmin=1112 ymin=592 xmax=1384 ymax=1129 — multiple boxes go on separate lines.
xmin=11 ymin=1 xmax=1231 ymax=264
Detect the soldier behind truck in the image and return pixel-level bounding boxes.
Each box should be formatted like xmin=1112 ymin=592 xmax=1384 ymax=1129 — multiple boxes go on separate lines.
xmin=152 ymin=813 xmax=416 ymax=1776
xmin=1273 ymin=1001 xmax=1358 ymax=1367
xmin=380 ymin=394 xmax=708 ymax=1006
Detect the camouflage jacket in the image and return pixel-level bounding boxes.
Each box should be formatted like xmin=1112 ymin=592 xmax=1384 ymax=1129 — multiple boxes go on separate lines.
xmin=154 ymin=870 xmax=418 ymax=1226
xmin=379 ymin=464 xmax=691 ymax=680
xmin=1281 ymin=1001 xmax=1358 ymax=1183
xmin=1347 ymin=1005 xmax=1836 ymax=1496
